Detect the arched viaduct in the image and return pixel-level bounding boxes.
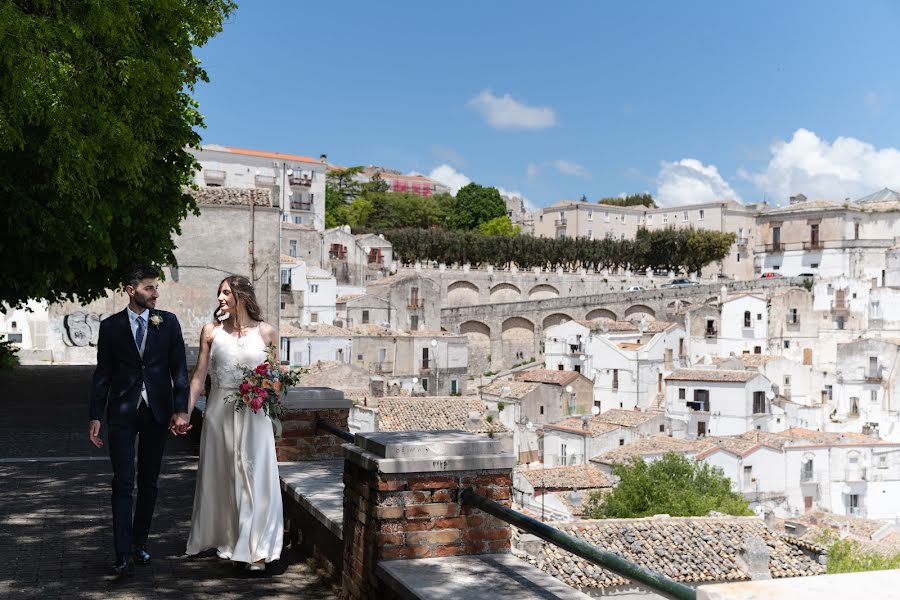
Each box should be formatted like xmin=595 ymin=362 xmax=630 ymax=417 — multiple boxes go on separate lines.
xmin=442 ymin=277 xmax=805 ymax=373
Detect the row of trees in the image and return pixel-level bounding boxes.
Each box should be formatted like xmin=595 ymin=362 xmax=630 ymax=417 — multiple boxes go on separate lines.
xmin=378 ymin=226 xmax=735 ymax=274
xmin=597 ymin=193 xmax=657 ymax=208
xmin=326 ymin=169 xmax=515 ymax=233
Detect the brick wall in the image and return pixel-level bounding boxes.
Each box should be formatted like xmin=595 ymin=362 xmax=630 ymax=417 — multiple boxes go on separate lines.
xmin=276 ymin=407 xmax=349 ymax=461
xmin=341 ymin=460 xmax=512 ymax=600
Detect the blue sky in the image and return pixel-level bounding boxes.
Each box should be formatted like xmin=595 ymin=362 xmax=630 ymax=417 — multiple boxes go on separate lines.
xmin=194 ymin=1 xmax=900 ymax=209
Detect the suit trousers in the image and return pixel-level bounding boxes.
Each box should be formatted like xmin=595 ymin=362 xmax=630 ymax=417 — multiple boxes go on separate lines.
xmin=108 ymin=402 xmax=168 ymax=556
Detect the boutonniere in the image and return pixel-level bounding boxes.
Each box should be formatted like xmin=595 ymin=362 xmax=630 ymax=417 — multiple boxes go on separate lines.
xmin=149 ymin=314 xmax=164 ymax=329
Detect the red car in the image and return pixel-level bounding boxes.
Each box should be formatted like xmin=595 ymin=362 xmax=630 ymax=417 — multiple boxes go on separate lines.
xmin=759 ymin=272 xmax=783 ymax=279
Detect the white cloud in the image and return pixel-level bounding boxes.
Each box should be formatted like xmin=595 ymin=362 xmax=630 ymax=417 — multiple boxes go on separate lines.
xmin=428 ymin=164 xmax=471 ymax=194
xmin=467 ymin=89 xmax=557 ymax=130
xmin=739 ymin=128 xmax=900 ymax=203
xmin=527 ymin=159 xmax=591 ymax=180
xmin=427 ymin=164 xmax=537 ymax=212
xmin=656 ymin=159 xmax=741 ymax=206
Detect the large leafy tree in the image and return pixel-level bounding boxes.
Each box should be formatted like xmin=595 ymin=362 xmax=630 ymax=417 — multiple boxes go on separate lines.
xmin=447 ymin=182 xmax=506 ymax=230
xmin=598 ymin=193 xmax=657 ymax=208
xmin=478 ymin=215 xmax=520 ymax=237
xmin=583 ymin=453 xmax=753 ymax=519
xmin=0 ymin=0 xmax=235 ymax=309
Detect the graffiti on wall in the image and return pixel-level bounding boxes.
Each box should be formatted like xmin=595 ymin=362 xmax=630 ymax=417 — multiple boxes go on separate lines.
xmin=63 ymin=312 xmax=109 ymax=347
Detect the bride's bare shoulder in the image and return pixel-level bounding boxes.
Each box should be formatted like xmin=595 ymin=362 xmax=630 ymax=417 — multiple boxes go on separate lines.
xmin=201 ymin=322 xmax=218 ymax=343
xmin=258 ymin=321 xmax=277 ymax=341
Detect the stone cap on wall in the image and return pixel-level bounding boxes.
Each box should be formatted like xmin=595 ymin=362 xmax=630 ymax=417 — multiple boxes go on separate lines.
xmin=283 ymin=386 xmax=352 ymax=410
xmin=345 ymin=430 xmax=515 ymax=474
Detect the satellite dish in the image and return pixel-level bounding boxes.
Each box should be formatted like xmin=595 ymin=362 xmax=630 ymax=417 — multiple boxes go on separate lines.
xmin=412 ymin=377 xmax=419 ymax=384
xmin=525 ymin=421 xmax=534 ymax=431
xmin=578 ymin=354 xmax=586 ymax=362
xmin=591 ymin=405 xmax=600 ymax=416
xmin=430 ymin=338 xmax=438 ymax=347
xmin=766 ymin=390 xmax=775 ymax=400
xmin=286 ymin=168 xmax=294 ymax=176
xmin=565 ymin=385 xmax=573 ymax=393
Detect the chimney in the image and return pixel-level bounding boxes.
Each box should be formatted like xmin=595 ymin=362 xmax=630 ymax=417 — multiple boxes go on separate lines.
xmin=736 ymin=535 xmax=771 ymax=580
xmin=319 ymin=153 xmax=327 ymax=163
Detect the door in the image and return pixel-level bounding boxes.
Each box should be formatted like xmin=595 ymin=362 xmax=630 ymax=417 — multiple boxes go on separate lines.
xmin=697 ymin=421 xmax=707 ymax=437
xmin=804 ymin=496 xmax=813 ymax=513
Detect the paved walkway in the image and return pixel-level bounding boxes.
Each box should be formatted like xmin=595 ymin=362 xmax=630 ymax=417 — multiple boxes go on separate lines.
xmin=0 ymin=366 xmax=338 ymax=599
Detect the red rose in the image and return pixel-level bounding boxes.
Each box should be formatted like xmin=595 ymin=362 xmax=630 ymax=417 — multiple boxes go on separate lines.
xmin=255 ymin=364 xmax=268 ymax=376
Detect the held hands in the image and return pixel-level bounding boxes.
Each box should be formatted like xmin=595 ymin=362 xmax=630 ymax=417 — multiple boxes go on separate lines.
xmin=88 ymin=420 xmax=103 ymax=448
xmin=169 ymin=412 xmax=192 ymax=436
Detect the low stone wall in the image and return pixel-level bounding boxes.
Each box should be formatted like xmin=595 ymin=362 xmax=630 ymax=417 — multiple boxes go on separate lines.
xmin=275 ymin=387 xmax=351 ymax=461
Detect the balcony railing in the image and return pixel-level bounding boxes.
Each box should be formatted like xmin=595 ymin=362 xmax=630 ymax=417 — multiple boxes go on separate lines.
xmin=369 ymin=361 xmax=394 ymax=374
xmin=290 ymin=201 xmax=313 ymax=212
xmin=568 ymin=344 xmax=585 ymax=355
xmin=803 ymin=240 xmax=823 ymax=251
xmin=289 ymin=175 xmax=312 ymax=187
xmin=420 ymin=360 xmax=431 ymax=371
xmin=704 ymin=328 xmax=717 ymax=338
xmin=765 ymin=242 xmax=784 ymax=253
xmin=408 ymin=299 xmax=423 ymax=308
xmin=865 ymin=373 xmax=882 ymax=383
xmin=832 ymin=302 xmax=849 ymax=315
xmin=554 ymin=218 xmax=567 ymax=227
xmin=800 ymin=468 xmax=816 ymax=483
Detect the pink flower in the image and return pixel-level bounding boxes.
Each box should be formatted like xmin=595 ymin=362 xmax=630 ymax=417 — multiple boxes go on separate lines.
xmin=255 ymin=364 xmax=268 ymax=376
xmin=250 ymin=396 xmax=264 ymax=412
xmin=239 ymin=383 xmax=252 ymax=395
xmin=253 ymin=386 xmax=264 ymax=396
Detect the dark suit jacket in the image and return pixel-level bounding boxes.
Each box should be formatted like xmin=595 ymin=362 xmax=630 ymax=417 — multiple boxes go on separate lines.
xmin=90 ymin=308 xmax=189 ymax=426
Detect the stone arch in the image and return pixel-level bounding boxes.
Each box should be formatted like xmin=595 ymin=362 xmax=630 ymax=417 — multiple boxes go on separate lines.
xmin=586 ymin=308 xmax=617 ymax=321
xmin=490 ymin=282 xmax=522 ymax=303
xmin=624 ymin=304 xmax=656 ymax=321
xmin=528 ymin=284 xmax=560 ymax=300
xmin=666 ymin=299 xmax=692 ymax=309
xmin=501 ymin=317 xmax=535 ymax=368
xmin=447 ymin=280 xmax=480 ymax=306
xmin=460 ymin=320 xmax=491 ymax=375
xmin=543 ymin=313 xmax=573 ymax=329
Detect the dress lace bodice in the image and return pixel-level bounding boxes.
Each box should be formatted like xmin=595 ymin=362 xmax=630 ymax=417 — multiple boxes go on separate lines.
xmin=209 ymin=326 xmax=267 ymax=390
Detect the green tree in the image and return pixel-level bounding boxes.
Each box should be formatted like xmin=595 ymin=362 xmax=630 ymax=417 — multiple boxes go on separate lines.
xmin=326 ymin=166 xmax=364 ymax=202
xmin=447 ymin=183 xmax=506 ymax=230
xmin=598 ymin=193 xmax=657 ymax=208
xmin=684 ymin=228 xmax=736 ymax=275
xmin=0 ymin=0 xmax=235 ymax=309
xmin=478 ymin=216 xmax=521 ymax=237
xmin=813 ymin=530 xmax=900 ymax=574
xmin=583 ymin=453 xmax=753 ymax=519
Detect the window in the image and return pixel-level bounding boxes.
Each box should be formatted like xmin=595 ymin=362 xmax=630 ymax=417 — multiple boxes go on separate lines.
xmin=587 ymin=230 xmax=593 ymax=240
xmin=621 ymin=215 xmax=626 ymax=224
xmin=422 ymin=347 xmax=430 ymax=370
xmin=682 ymin=211 xmax=688 ymax=222
xmin=540 ymin=406 xmax=544 ymax=415
xmin=850 ymin=397 xmax=859 ymax=415
xmin=871 ymin=389 xmax=878 ymax=403
xmin=310 ymin=313 xmax=318 ymax=323
xmin=744 ymin=465 xmax=753 ymax=479
xmin=699 ymin=209 xmax=705 ymax=220
xmin=784 ymin=375 xmax=791 ymax=387
xmin=801 ymin=458 xmax=814 ymax=481
xmin=836 ymin=316 xmax=845 ymax=330
xmin=293 ymin=215 xmax=303 ymax=225
xmin=409 ymin=286 xmax=420 ymax=307
xmin=773 ymin=264 xmax=780 ymax=270
xmin=824 ymin=385 xmax=833 ymax=401
xmin=878 ymin=455 xmax=888 ymax=469
xmin=678 ymin=388 xmax=686 ymax=400
xmin=753 ymin=391 xmax=766 ymax=414
xmin=754 ymin=346 xmax=762 ymax=354
xmin=310 ymin=284 xmax=319 ymax=293
xmin=619 ymin=439 xmax=625 ymax=446
xmin=280 ymin=269 xmax=291 ymax=285
xmin=647 ymin=214 xmax=653 ymax=224
xmin=848 ymin=494 xmax=860 ymax=516
xmin=744 ymin=311 xmax=752 ymax=328
xmin=451 ymin=379 xmax=458 ymax=395
xmin=659 ymin=424 xmax=665 ymax=433
xmin=588 ymin=210 xmax=593 ymax=221
xmin=421 ymin=378 xmax=428 ymax=391
xmin=869 ymin=356 xmax=879 ymax=378
xmin=362 ymin=310 xmax=370 ymax=324
xmin=288 ymin=240 xmax=297 ymax=257
xmin=329 ymin=243 xmax=347 ymax=259
xmin=689 ymin=389 xmax=709 ymax=411
xmin=854 ymin=222 xmax=860 ymax=240
xmin=705 ymin=319 xmax=716 ymax=336
xmin=6 ymin=333 xmax=23 ymax=344
xmin=662 ymin=214 xmax=669 ymax=224
xmin=784 ymin=340 xmax=790 ymax=349
xmin=757 ymin=313 xmax=762 ymax=321
xmin=410 ymin=315 xmax=419 ymax=330
xmin=788 ymin=308 xmax=799 ymax=324
xmin=810 ymin=223 xmax=820 ymax=247
xmin=604 ymin=211 xmax=610 ymax=222
xmin=811 ymin=263 xmax=819 ymax=268
xmin=612 ymin=369 xmax=619 ymax=390
xmin=557 ymin=364 xmax=564 ymax=370
xmin=772 ymin=226 xmax=781 ymax=246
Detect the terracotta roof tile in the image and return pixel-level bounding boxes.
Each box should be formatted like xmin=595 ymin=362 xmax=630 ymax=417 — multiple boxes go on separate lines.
xmin=591 ymin=435 xmax=705 ymax=464
xmin=521 ymin=516 xmax=825 ymax=588
xmin=517 ymin=369 xmax=581 ymax=386
xmin=517 ymin=464 xmax=614 ymax=490
xmin=480 ymin=380 xmax=541 ymax=400
xmin=186 ymin=186 xmax=272 ymax=207
xmin=666 ymin=369 xmax=759 ymax=383
xmin=377 ymin=397 xmax=506 ymax=434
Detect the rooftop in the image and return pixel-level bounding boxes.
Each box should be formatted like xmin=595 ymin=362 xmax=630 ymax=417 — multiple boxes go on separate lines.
xmin=284 ymin=323 xmax=353 ymax=337
xmin=666 ymin=369 xmax=760 ymax=383
xmin=517 ymin=463 xmax=614 ymax=491
xmin=186 ymin=186 xmax=272 ymax=207
xmin=376 ymin=397 xmax=506 ymax=434
xmin=587 ymin=319 xmax=677 ymax=334
xmin=516 ymin=369 xmax=584 ymax=386
xmin=712 ymin=354 xmax=781 ymax=368
xmin=203 ymin=144 xmax=321 ymax=165
xmin=591 ymin=435 xmax=704 ymax=465
xmin=521 ymin=516 xmax=825 ymax=589
xmin=738 ymin=428 xmax=884 ymax=449
xmin=480 ymin=380 xmax=542 ymax=400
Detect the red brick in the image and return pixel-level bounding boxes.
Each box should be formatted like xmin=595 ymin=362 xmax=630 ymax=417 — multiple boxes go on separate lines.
xmin=406 ymin=529 xmax=460 ymax=546
xmin=374 ymin=506 xmax=403 ymax=519
xmin=431 ymin=489 xmax=457 ymax=503
xmin=408 ymin=476 xmax=458 ymax=490
xmin=375 ymin=479 xmax=406 ymax=492
xmin=434 ymin=516 xmax=466 ymax=529
xmin=379 ymin=545 xmax=431 ymax=560
xmin=465 ymin=514 xmax=485 ymax=528
xmin=474 ymin=486 xmax=511 ymax=501
xmin=462 ymin=473 xmax=511 ymax=486
xmin=402 ymin=520 xmax=434 ymax=532
xmin=379 ymin=520 xmax=405 ymax=533
xmin=463 ymin=527 xmax=511 ymax=542
xmin=405 ymin=503 xmax=460 ymax=519
xmin=433 ymin=544 xmax=464 ymax=557
xmin=375 ymin=532 xmax=404 ymax=547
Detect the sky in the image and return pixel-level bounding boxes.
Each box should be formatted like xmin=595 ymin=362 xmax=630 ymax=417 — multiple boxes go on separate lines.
xmin=194 ymin=1 xmax=900 ymax=210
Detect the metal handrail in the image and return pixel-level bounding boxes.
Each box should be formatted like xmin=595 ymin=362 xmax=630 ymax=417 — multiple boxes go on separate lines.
xmin=460 ymin=487 xmax=696 ymax=600
xmin=315 ymin=418 xmax=354 ymax=442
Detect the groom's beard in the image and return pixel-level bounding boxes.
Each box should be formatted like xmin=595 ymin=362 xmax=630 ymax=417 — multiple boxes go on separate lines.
xmin=133 ymin=294 xmax=157 ymax=311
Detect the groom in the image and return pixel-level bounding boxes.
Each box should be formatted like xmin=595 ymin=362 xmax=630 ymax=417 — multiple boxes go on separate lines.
xmin=89 ymin=266 xmax=191 ymax=577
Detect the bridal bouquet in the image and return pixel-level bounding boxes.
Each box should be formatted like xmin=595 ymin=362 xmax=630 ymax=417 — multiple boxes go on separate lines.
xmin=225 ymin=344 xmax=305 ymax=429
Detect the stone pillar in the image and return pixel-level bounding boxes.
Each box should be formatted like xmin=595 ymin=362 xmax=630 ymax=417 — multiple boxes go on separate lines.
xmin=276 ymin=387 xmax=352 ymax=461
xmin=341 ymin=431 xmax=515 ymax=600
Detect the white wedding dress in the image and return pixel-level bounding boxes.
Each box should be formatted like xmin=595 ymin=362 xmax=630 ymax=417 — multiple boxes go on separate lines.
xmin=186 ymin=326 xmax=283 ymax=563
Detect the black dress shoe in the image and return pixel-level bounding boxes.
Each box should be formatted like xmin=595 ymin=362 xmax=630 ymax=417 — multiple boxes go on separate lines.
xmin=110 ymin=555 xmax=134 ymax=578
xmin=132 ymin=545 xmax=152 ymax=565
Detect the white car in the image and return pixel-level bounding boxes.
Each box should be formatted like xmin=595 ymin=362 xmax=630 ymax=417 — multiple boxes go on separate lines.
xmin=626 ymin=285 xmax=646 ymax=292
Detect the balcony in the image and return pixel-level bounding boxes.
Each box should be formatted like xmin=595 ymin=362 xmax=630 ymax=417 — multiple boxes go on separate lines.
xmin=736 ymin=237 xmax=748 ymax=247
xmin=831 ymin=302 xmax=849 ymax=316
xmin=803 ymin=240 xmax=823 ymax=251
xmin=369 ymin=361 xmax=394 ymax=375
xmin=408 ymin=298 xmax=423 ymax=309
xmin=554 ymin=218 xmax=567 ymax=227
xmin=704 ymin=328 xmax=717 ymax=338
xmin=420 ymin=360 xmax=431 ymax=372
xmin=289 ymin=174 xmax=312 ymax=188
xmin=845 ymin=467 xmax=867 ymax=482
xmin=800 ymin=468 xmax=816 ymax=483
xmin=203 ymin=169 xmax=226 ymax=186
xmin=865 ymin=372 xmax=882 ymax=383
xmin=254 ymin=174 xmax=277 ymax=186
xmin=290 ymin=201 xmax=314 ymax=212
xmin=567 ymin=344 xmax=585 ymax=355
xmin=765 ymin=242 xmax=784 ymax=253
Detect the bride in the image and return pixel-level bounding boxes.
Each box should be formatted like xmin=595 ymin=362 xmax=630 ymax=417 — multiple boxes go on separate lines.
xmin=185 ymin=275 xmax=283 ymax=571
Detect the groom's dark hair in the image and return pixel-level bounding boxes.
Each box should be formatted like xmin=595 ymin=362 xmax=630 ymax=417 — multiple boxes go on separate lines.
xmin=123 ymin=266 xmax=160 ymax=288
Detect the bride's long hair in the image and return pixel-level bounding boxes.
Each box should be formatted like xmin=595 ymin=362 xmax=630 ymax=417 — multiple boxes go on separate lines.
xmin=215 ymin=275 xmax=264 ymax=326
